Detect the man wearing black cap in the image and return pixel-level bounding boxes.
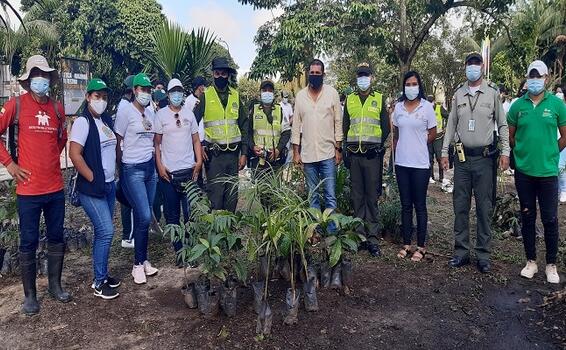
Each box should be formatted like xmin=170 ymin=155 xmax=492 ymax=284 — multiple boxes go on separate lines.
xmin=343 ymin=63 xmax=389 ymax=257
xmin=441 ymin=52 xmax=510 ymax=273
xmin=194 ymin=58 xmax=249 ymax=212
xmin=248 ymin=80 xmax=291 ymax=173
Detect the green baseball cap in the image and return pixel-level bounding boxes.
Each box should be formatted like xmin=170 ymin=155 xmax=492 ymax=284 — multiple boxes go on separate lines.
xmin=133 ymin=73 xmax=153 ymax=88
xmin=86 ymin=78 xmax=109 ymax=93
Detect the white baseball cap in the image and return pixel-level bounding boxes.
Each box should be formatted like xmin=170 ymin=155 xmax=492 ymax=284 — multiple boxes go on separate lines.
xmin=525 ymin=60 xmax=548 ymax=77
xmin=167 ymin=78 xmax=184 ymax=92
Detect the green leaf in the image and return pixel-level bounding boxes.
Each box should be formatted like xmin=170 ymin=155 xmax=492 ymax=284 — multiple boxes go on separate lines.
xmin=329 ymin=240 xmax=342 ymax=267
xmin=198 ymin=238 xmax=210 ymax=249
xmin=211 ymin=253 xmax=221 ymax=264
xmin=187 ymin=244 xmax=207 ymax=262
xmin=342 ymin=238 xmax=358 ymax=252
xmin=213 ymin=246 xmax=222 ymax=255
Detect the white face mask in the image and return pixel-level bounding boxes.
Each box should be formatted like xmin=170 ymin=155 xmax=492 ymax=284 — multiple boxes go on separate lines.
xmin=136 ymin=92 xmax=152 ymax=107
xmin=405 ymin=86 xmax=420 ymax=101
xmin=90 ymin=99 xmax=107 ymax=115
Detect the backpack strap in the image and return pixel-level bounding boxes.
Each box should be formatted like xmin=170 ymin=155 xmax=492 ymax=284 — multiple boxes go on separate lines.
xmin=8 ymin=96 xmax=21 ymax=162
xmin=50 ymin=98 xmax=64 ymax=141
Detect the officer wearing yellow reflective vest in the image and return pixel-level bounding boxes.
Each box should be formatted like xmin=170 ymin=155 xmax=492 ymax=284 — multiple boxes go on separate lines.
xmin=343 ymin=63 xmax=390 ymax=257
xmin=194 ymin=57 xmax=249 ymax=212
xmin=426 ymin=95 xmax=448 ymax=184
xmin=249 ymin=80 xmax=291 ymax=172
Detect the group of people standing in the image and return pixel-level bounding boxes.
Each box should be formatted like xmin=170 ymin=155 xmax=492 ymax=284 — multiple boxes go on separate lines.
xmin=0 ymin=51 xmax=564 ymax=315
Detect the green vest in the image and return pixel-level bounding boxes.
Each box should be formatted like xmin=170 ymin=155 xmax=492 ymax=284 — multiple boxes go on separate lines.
xmin=346 ymin=92 xmax=383 ymax=145
xmin=203 ymin=86 xmax=241 ymax=146
xmin=252 ymin=104 xmax=282 ymax=149
xmin=435 ymin=104 xmax=443 ymax=132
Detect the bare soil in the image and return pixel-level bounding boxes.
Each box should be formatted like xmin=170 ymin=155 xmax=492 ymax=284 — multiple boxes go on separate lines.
xmin=0 ymin=180 xmax=565 ymax=350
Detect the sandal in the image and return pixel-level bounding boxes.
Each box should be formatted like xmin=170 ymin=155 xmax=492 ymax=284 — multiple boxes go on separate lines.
xmin=411 ymin=247 xmax=426 ymax=262
xmin=397 ymin=245 xmax=412 ymax=259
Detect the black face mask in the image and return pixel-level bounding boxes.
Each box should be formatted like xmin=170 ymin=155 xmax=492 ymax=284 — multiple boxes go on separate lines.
xmin=309 ymin=74 xmax=323 ymax=89
xmin=215 ymin=77 xmax=229 ymax=90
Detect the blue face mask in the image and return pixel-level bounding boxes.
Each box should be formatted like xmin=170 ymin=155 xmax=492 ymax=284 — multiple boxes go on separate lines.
xmin=30 ymin=77 xmax=50 ymax=96
xmin=465 ymin=65 xmax=482 ymax=82
xmin=527 ymin=78 xmax=545 ymax=95
xmin=169 ymin=91 xmax=184 ymax=107
xmin=261 ymin=91 xmax=274 ymax=105
xmin=405 ymin=86 xmax=420 ymax=101
xmin=357 ymin=76 xmax=371 ymax=91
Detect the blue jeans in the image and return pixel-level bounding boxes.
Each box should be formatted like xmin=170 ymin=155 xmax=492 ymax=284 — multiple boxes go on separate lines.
xmin=160 ymin=176 xmax=190 ymax=253
xmin=121 ymin=159 xmax=157 ymax=265
xmin=79 ymin=182 xmax=116 ymax=286
xmin=121 ymin=204 xmax=133 ymax=241
xmin=559 ymin=148 xmax=566 ymax=193
xmin=304 ymin=158 xmax=337 ymax=232
xmin=17 ymin=190 xmax=65 ymax=253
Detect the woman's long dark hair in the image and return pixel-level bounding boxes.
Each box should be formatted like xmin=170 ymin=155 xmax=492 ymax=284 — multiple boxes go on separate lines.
xmin=400 ymin=70 xmax=426 ymax=101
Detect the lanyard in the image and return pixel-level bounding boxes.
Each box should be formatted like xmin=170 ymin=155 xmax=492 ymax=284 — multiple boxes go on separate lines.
xmin=467 ymin=92 xmax=480 ymax=117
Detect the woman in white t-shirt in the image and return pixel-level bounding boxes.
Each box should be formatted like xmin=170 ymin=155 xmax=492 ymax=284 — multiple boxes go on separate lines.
xmin=69 ymin=78 xmax=120 ymax=300
xmin=154 ymin=79 xmax=203 ymax=264
xmin=114 ymin=73 xmax=159 ymax=285
xmin=393 ymin=71 xmax=437 ymax=262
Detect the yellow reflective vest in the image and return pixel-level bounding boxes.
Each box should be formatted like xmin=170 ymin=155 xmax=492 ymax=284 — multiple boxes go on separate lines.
xmin=252 ymin=104 xmax=282 ymax=149
xmin=346 ymin=92 xmax=383 ymax=145
xmin=203 ymin=86 xmax=241 ymax=146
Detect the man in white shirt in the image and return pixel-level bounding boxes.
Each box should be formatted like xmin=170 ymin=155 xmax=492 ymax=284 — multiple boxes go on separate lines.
xmin=292 ymin=59 xmax=343 ymax=233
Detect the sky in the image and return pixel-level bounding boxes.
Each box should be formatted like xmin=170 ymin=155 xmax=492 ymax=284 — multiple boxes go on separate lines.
xmin=159 ymin=0 xmax=282 ymax=77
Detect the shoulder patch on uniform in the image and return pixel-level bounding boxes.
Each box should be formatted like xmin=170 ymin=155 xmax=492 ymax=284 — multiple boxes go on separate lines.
xmin=487 ymin=81 xmax=498 ymax=90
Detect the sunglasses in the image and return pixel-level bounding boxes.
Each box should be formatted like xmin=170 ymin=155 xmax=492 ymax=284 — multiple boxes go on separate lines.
xmin=141 ymin=113 xmax=152 ymax=131
xmin=174 ymin=113 xmax=181 ymax=128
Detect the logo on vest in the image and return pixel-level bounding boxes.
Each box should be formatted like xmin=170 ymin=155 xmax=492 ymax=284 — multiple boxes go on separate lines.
xmin=371 ymin=101 xmax=377 ymax=107
xmin=35 ymin=111 xmax=50 ymax=126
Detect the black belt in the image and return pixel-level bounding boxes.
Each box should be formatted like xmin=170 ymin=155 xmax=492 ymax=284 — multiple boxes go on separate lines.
xmin=463 ymin=145 xmax=491 ymax=157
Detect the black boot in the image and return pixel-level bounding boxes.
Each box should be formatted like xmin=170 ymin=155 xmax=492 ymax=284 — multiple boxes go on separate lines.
xmin=20 ymin=251 xmax=40 ymax=315
xmin=47 ymin=243 xmax=72 ymax=303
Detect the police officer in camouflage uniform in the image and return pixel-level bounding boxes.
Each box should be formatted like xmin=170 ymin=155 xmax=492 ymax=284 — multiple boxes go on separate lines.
xmin=441 ymin=52 xmax=510 ymax=273
xmin=194 ymin=57 xmax=249 ymax=212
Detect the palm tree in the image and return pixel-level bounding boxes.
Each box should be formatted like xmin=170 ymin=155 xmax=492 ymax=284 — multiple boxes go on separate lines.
xmin=0 ymin=0 xmax=25 ymax=30
xmin=148 ymin=20 xmax=216 ymax=87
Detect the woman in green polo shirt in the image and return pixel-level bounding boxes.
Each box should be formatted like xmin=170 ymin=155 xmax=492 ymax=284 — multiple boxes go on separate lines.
xmin=508 ymin=60 xmax=566 ymax=284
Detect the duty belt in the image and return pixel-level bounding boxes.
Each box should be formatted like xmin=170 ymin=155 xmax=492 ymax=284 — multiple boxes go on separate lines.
xmin=463 ymin=145 xmax=494 ymax=157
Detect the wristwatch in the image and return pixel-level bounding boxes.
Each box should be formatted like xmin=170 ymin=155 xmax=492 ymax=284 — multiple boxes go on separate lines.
xmin=335 ymin=147 xmax=342 ymax=153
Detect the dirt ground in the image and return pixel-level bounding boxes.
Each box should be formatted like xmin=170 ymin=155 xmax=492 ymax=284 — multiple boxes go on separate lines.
xmin=0 ymin=175 xmax=565 ymax=350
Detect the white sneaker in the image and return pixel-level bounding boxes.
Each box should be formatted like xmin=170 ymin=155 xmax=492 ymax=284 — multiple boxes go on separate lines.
xmin=429 ymin=178 xmax=436 ymax=184
xmin=132 ymin=264 xmax=146 ymax=284
xmin=545 ymin=264 xmax=560 ymax=284
xmin=442 ymin=178 xmax=450 ymax=186
xmin=143 ymin=260 xmax=159 ymax=276
xmin=121 ymin=239 xmax=134 ymax=249
xmin=520 ymin=260 xmax=538 ymax=279
xmin=560 ymin=192 xmax=566 ymax=204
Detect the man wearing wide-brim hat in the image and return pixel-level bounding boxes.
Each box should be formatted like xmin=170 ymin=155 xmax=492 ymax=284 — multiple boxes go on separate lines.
xmin=194 ymin=57 xmax=249 ymax=212
xmin=0 ymin=54 xmax=71 ymax=315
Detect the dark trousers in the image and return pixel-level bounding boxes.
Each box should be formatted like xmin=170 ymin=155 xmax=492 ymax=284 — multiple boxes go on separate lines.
xmin=153 ymin=180 xmax=165 ymax=222
xmin=514 ymin=170 xmax=559 ymax=264
xmin=206 ymin=150 xmax=239 ymax=212
xmin=453 ymin=156 xmax=494 ymax=260
xmin=350 ymin=152 xmax=382 ymax=242
xmin=395 ymin=166 xmax=430 ymax=247
xmin=17 ymin=190 xmax=65 ymax=253
xmin=160 ymin=176 xmax=191 ymax=253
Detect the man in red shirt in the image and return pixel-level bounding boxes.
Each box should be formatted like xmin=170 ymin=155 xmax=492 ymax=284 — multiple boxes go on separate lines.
xmin=0 ymin=55 xmax=71 ymax=315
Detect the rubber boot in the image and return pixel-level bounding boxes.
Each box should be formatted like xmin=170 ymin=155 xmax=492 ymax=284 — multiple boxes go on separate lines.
xmin=20 ymin=251 xmax=40 ymax=315
xmin=47 ymin=243 xmax=72 ymax=303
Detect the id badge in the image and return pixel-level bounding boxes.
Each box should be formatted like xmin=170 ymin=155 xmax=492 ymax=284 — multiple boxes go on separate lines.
xmin=468 ymin=119 xmax=475 ymax=132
